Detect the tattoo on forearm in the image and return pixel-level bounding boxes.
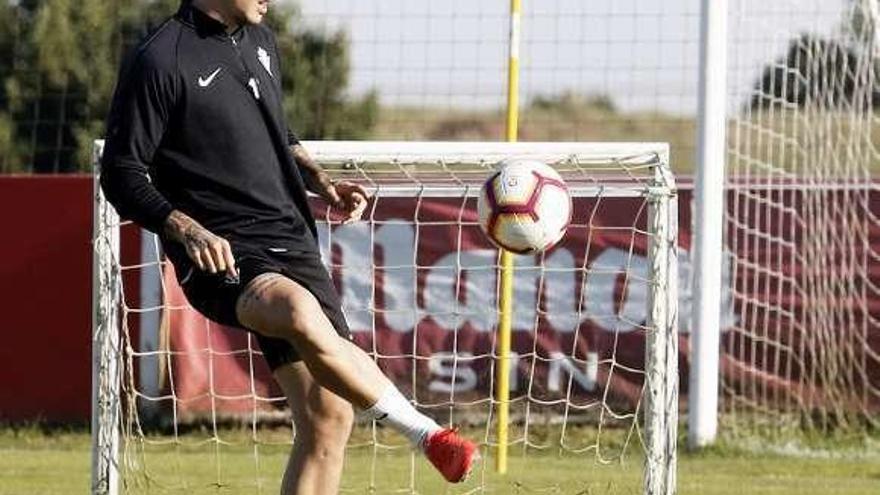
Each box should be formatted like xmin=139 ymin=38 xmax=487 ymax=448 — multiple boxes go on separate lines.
xmin=183 ymin=224 xmax=209 ymax=250
xmin=164 ymin=210 xmax=196 ymax=243
xmin=290 ymin=144 xmax=333 ymax=197
xmin=165 ymin=210 xmax=218 ymax=253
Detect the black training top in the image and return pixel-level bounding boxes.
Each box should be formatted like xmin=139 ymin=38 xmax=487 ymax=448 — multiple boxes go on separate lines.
xmin=100 ymin=2 xmax=319 ymax=262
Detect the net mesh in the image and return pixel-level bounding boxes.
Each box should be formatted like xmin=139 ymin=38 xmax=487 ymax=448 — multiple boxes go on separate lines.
xmin=94 ymin=143 xmax=676 ymax=493
xmin=723 ymin=0 xmax=880 ymax=439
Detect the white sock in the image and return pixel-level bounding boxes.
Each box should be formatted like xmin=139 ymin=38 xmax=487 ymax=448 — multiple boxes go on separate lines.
xmin=363 ymin=385 xmax=442 ymax=450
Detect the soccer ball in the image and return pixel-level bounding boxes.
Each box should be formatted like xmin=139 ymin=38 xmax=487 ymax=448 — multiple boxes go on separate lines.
xmin=477 ymin=160 xmax=572 ymax=254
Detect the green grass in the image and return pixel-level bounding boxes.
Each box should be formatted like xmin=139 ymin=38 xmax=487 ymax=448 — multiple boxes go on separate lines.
xmin=2 ymin=425 xmax=879 ymax=494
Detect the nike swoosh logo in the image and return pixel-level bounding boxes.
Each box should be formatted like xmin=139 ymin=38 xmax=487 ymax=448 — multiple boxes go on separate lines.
xmin=198 ymin=68 xmax=222 ymax=87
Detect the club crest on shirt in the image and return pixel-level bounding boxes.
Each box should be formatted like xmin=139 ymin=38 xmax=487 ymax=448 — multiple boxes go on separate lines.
xmin=257 ymin=46 xmax=272 ymax=77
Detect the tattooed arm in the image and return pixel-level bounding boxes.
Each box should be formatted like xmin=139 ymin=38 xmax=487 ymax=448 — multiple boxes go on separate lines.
xmin=164 ymin=210 xmax=237 ymax=278
xmin=290 ymin=143 xmax=336 ymax=200
xmin=289 ymin=143 xmax=370 ymax=223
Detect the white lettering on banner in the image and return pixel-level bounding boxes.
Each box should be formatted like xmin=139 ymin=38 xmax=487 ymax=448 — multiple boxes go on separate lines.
xmin=545 ymin=249 xmax=579 ymax=332
xmin=428 ymin=352 xmax=478 ymax=392
xmin=424 ymin=249 xmax=499 ymax=332
xmin=318 ymin=223 xmax=373 ymax=331
xmin=426 ymin=351 xmax=597 ymax=394
xmin=575 ymin=248 xmax=737 ymax=334
xmin=422 ymin=250 xmax=543 ymax=332
xmin=317 ymin=222 xmax=419 ymax=332
xmin=547 ymin=351 xmax=599 ymax=393
xmin=318 ymin=223 xmax=737 ymax=335
xmin=512 ymin=259 xmax=541 ymax=330
xmin=583 ymin=249 xmax=649 ymax=334
xmin=374 ymin=222 xmax=418 ymax=332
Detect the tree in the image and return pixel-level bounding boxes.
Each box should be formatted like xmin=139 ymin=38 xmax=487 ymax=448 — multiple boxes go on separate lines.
xmin=265 ymin=5 xmax=377 ymax=141
xmin=749 ymin=33 xmax=880 ymax=110
xmin=0 ymin=0 xmax=376 ymax=173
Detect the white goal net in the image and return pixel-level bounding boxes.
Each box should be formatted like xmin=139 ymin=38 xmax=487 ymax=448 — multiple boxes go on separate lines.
xmin=722 ymin=0 xmax=880 ymax=439
xmin=92 ymin=140 xmax=678 ymax=494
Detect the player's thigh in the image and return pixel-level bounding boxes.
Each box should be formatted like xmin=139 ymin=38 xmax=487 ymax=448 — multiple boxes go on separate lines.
xmin=235 ymin=273 xmax=335 ymax=343
xmin=274 ymin=361 xmax=354 ymax=441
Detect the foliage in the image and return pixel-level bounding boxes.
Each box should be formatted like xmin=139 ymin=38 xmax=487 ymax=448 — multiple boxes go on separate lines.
xmin=264 ymin=6 xmax=378 ymax=141
xmin=529 ymin=92 xmax=618 ymax=114
xmin=0 ymin=0 xmax=376 ymax=173
xmin=749 ymin=33 xmax=880 ymax=110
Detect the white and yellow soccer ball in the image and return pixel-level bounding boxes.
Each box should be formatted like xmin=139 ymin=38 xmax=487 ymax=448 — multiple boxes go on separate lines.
xmin=477 ymin=160 xmax=572 ymax=254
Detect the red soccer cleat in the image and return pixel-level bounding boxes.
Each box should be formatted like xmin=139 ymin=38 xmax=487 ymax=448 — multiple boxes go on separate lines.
xmin=423 ymin=427 xmax=480 ymax=483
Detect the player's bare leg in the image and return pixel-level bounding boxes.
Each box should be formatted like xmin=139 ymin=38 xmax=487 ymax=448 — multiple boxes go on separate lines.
xmin=274 ymin=362 xmax=353 ymax=495
xmin=237 ymin=273 xmax=479 ymax=483
xmin=237 ymin=273 xmax=388 ymax=408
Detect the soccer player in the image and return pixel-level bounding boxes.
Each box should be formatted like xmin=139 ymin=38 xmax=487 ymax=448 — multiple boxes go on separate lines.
xmin=100 ymin=0 xmax=479 ymax=492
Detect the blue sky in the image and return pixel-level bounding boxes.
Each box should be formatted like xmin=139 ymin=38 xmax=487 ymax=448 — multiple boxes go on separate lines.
xmin=293 ymin=0 xmax=851 ymax=115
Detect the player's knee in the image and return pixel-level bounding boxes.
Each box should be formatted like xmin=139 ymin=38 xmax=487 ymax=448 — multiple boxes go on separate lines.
xmin=319 ymin=399 xmax=354 ymax=436
xmin=298 ymin=402 xmax=353 ymax=454
xmin=249 ymin=291 xmax=319 ymax=343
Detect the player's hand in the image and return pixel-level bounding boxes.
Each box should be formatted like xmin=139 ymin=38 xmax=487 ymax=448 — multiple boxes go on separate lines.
xmin=327 ymin=180 xmax=370 ymax=224
xmin=182 ymin=225 xmax=238 ymax=278
xmin=165 ymin=210 xmax=238 ymax=279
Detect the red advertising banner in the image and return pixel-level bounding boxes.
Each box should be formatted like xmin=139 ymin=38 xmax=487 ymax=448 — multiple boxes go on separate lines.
xmin=166 ymin=193 xmax=682 ymax=417
xmin=4 ymin=178 xmax=875 ymax=422
xmin=165 ymin=188 xmax=880 ymax=419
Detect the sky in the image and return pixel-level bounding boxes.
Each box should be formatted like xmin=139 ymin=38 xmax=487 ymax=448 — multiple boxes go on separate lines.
xmin=290 ymin=0 xmax=853 ymax=115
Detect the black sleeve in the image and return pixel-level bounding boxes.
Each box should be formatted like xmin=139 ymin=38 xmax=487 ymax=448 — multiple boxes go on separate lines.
xmin=100 ymin=50 xmax=177 ymax=234
xmin=287 ymin=128 xmax=300 ymax=147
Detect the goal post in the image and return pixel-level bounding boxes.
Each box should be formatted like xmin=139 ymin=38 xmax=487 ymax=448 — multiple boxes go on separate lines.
xmin=645 ymin=164 xmax=679 ymax=495
xmin=91 ymin=139 xmax=678 ymax=495
xmin=91 ymin=139 xmax=121 ymax=495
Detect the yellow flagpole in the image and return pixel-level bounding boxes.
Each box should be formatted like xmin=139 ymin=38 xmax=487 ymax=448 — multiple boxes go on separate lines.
xmin=496 ymin=0 xmax=521 ymax=475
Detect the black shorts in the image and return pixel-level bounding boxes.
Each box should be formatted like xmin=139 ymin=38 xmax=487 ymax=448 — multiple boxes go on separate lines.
xmin=174 ymin=243 xmax=351 ymax=371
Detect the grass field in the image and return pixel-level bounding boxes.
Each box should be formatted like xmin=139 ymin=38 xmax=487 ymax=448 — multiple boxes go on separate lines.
xmin=2 ymin=425 xmax=879 ymax=495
